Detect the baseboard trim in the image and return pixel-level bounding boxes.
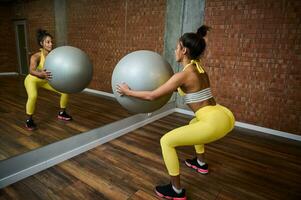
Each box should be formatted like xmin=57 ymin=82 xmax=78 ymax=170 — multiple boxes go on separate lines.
xmin=0 ymin=72 xmax=19 ymax=76
xmin=83 ymin=88 xmax=115 ymax=99
xmin=174 ymin=108 xmax=301 ymax=142
xmin=235 ymin=121 xmax=301 ymax=141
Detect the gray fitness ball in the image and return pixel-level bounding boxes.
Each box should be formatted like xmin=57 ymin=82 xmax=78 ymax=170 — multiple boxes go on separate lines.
xmin=44 ymin=46 xmax=93 ymax=93
xmin=111 ymin=50 xmax=174 ymax=113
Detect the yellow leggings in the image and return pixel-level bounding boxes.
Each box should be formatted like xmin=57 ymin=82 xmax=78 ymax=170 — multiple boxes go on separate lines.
xmin=160 ymin=104 xmax=235 ymax=176
xmin=24 ymin=74 xmax=69 ymax=115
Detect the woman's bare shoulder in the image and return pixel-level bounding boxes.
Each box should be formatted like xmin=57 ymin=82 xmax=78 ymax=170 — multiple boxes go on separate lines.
xmin=30 ymin=51 xmax=41 ymax=61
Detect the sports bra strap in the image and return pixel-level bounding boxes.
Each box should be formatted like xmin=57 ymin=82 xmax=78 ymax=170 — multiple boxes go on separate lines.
xmin=37 ymin=48 xmax=45 ymax=70
xmin=183 ymin=59 xmax=204 ymax=73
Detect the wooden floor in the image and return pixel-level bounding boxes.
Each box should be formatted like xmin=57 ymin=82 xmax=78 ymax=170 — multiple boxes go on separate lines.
xmin=0 ymin=112 xmax=300 ymax=200
xmin=0 ymin=76 xmax=131 ymax=160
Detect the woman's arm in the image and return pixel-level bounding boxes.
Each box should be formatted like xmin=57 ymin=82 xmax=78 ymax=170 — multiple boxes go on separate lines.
xmin=29 ymin=53 xmax=51 ymax=79
xmin=116 ymin=72 xmax=186 ymax=101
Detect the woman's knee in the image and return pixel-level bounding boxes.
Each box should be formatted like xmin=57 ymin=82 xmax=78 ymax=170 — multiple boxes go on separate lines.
xmin=61 ymin=93 xmax=69 ymax=99
xmin=160 ymin=133 xmax=176 ymax=150
xmin=160 ymin=135 xmax=169 ymax=148
xmin=189 ymin=117 xmax=198 ymax=124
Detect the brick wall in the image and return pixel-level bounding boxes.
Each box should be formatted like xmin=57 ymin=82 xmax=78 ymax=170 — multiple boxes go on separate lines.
xmin=12 ymin=0 xmax=55 ymax=56
xmin=203 ymin=0 xmax=301 ymax=134
xmin=67 ymin=0 xmax=166 ymax=92
xmin=0 ymin=4 xmax=18 ymax=72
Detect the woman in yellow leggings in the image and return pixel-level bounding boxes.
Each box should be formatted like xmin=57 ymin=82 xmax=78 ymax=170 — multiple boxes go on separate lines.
xmin=24 ymin=29 xmax=72 ymax=131
xmin=116 ymin=25 xmax=235 ymax=200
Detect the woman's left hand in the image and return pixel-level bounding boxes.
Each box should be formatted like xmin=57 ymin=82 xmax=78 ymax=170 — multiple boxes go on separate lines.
xmin=116 ymin=83 xmax=130 ymax=96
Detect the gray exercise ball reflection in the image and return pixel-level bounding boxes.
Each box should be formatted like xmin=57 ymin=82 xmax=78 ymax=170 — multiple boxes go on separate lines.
xmin=44 ymin=46 xmax=93 ymax=93
xmin=111 ymin=50 xmax=174 ymax=113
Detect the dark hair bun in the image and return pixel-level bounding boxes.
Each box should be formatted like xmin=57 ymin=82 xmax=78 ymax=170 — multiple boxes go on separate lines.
xmin=197 ymin=25 xmax=211 ymax=37
xmin=37 ymin=28 xmax=47 ymax=36
xmin=36 ymin=29 xmax=52 ymax=47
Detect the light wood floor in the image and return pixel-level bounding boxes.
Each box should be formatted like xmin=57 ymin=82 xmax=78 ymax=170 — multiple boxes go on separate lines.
xmin=0 ymin=76 xmax=131 ymax=160
xmin=0 ymin=112 xmax=300 ymax=200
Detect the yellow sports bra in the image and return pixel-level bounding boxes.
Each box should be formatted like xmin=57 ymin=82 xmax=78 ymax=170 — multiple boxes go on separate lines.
xmin=177 ymin=60 xmax=213 ymax=104
xmin=36 ymin=49 xmax=45 ymax=71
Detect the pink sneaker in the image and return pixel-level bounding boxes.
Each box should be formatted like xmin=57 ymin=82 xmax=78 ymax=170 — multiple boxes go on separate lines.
xmin=57 ymin=111 xmax=72 ymax=121
xmin=185 ymin=158 xmax=209 ymax=174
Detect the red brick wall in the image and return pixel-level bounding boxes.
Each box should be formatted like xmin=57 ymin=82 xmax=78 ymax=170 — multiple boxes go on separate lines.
xmin=67 ymin=0 xmax=166 ymax=92
xmin=0 ymin=4 xmax=18 ymax=72
xmin=0 ymin=1 xmax=55 ymax=73
xmin=12 ymin=0 xmax=55 ymax=55
xmin=203 ymin=0 xmax=301 ymax=134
